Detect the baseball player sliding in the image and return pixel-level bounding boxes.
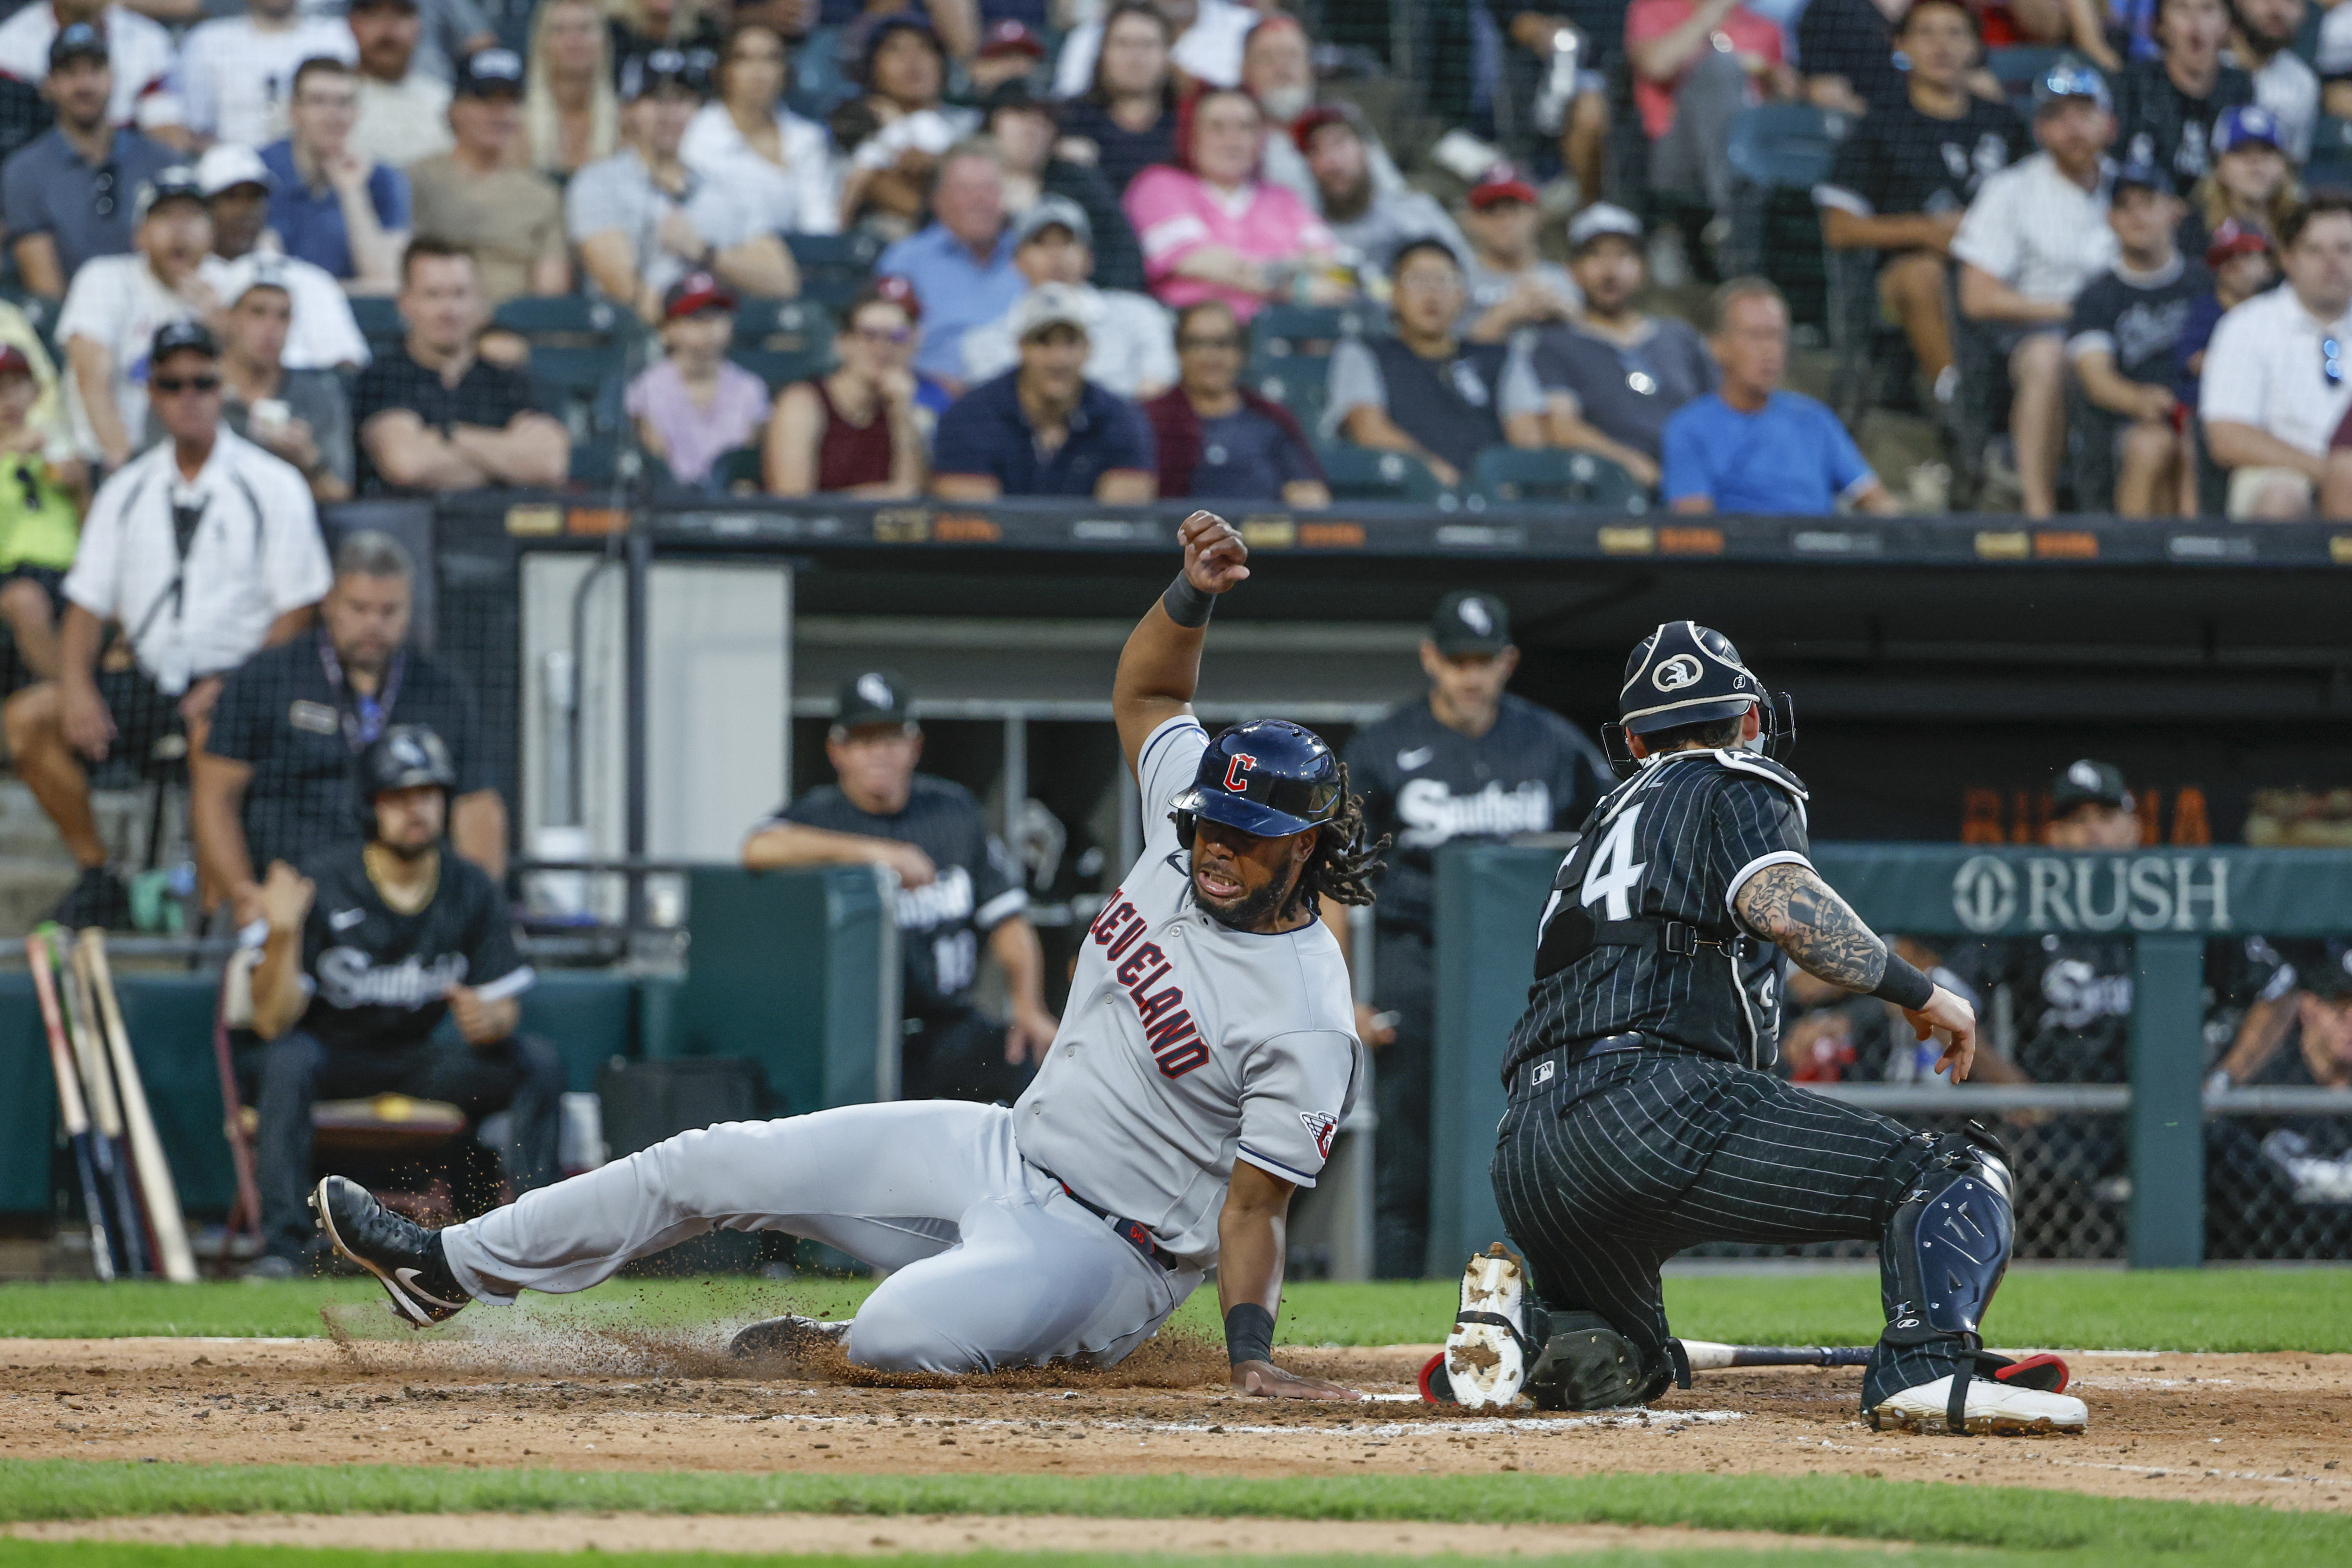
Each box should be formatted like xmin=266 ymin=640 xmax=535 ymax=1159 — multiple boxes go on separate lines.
xmin=313 ymin=511 xmax=1373 ymax=1398
xmin=1429 ymin=622 xmax=2089 ymax=1436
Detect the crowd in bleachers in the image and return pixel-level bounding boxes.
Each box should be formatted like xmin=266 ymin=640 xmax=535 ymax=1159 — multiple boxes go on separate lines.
xmin=2 ymin=0 xmax=2352 ymax=616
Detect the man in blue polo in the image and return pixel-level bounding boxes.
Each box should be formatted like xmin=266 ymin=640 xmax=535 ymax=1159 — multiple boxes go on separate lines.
xmin=876 ymin=141 xmax=1027 ymax=393
xmin=930 ymin=283 xmax=1156 ymax=502
xmin=1662 ymin=277 xmax=1901 ymax=517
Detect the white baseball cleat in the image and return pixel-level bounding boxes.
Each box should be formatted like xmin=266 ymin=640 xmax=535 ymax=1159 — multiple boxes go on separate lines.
xmin=1441 ymin=1243 xmax=1535 ymax=1409
xmin=1867 ymin=1374 xmax=2088 ymax=1436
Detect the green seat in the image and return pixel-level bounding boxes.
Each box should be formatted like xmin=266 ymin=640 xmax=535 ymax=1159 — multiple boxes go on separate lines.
xmin=1317 ymin=443 xmax=1451 ymax=502
xmin=729 ymin=299 xmax=834 ymax=389
xmin=348 ymin=295 xmax=404 ymax=349
xmin=492 ymin=296 xmax=625 ymax=336
xmin=1251 ymin=303 xmax=1383 ymax=360
xmin=1250 ymin=357 xmax=1328 ymax=432
xmin=712 ymin=445 xmax=764 ymax=493
xmin=1471 ymin=447 xmax=1650 ymax=511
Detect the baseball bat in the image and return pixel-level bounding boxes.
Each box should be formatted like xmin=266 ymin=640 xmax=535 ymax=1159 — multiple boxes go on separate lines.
xmin=80 ymin=929 xmax=198 ymax=1283
xmin=1675 ymin=1339 xmax=1873 ymax=1371
xmin=27 ymin=933 xmax=113 ymax=1282
xmin=55 ymin=927 xmax=147 ymax=1278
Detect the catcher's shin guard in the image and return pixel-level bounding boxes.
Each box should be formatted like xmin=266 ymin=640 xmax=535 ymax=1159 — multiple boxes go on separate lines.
xmin=1867 ymin=1128 xmax=2026 ymax=1431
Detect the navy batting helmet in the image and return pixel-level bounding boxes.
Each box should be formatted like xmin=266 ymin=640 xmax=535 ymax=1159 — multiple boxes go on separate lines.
xmin=1171 ymin=720 xmax=1341 ymax=844
xmin=1600 ymin=621 xmax=1795 ymax=775
xmin=355 ymin=724 xmax=457 ymax=837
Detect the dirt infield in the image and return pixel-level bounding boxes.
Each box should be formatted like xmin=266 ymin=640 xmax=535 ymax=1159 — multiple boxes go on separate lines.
xmin=4 ymin=1328 xmax=2349 ymax=1514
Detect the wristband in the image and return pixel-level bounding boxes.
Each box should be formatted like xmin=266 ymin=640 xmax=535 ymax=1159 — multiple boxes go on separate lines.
xmin=1869 ymin=952 xmax=1936 ymax=1011
xmin=1161 ymin=572 xmax=1215 ymax=628
xmin=1224 ymin=1302 xmax=1275 ymax=1367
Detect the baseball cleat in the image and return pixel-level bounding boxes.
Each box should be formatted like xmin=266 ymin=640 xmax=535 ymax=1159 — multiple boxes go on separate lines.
xmin=1440 ymin=1242 xmax=1535 ymax=1409
xmin=1866 ymin=1374 xmax=2088 ymax=1436
xmin=310 ymin=1174 xmax=470 ymax=1328
xmin=728 ymin=1314 xmax=853 ymax=1364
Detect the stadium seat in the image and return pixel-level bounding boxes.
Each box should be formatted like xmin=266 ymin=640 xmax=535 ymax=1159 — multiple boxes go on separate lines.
xmin=785 ymin=25 xmax=857 ymax=120
xmin=1724 ymin=103 xmax=1844 ymax=193
xmin=712 ymin=445 xmax=764 ymax=494
xmin=493 ymin=295 xmax=627 ymax=338
xmin=1251 ymin=357 xmax=1328 ymax=434
xmin=1723 ymin=104 xmax=1847 ymax=323
xmin=1251 ymin=303 xmax=1383 ymax=359
xmin=1471 ymin=447 xmax=1649 ymax=511
xmin=789 ymin=231 xmax=887 ymax=310
xmin=1317 ymin=443 xmax=1451 ymax=502
xmin=348 ymin=294 xmax=405 ymax=357
xmin=731 ymin=298 xmax=835 ymax=389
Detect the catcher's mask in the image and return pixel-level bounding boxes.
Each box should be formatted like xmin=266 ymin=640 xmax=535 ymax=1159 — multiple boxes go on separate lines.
xmin=1599 ymin=620 xmax=1795 ymax=777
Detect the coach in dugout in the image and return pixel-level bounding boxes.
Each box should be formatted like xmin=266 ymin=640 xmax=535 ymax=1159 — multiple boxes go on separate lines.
xmin=742 ymin=671 xmax=1058 ymax=1105
xmin=244 ymin=723 xmax=560 ymax=1278
xmin=192 ymin=529 xmax=506 ymax=932
xmin=1328 ymin=592 xmax=1612 ymax=1278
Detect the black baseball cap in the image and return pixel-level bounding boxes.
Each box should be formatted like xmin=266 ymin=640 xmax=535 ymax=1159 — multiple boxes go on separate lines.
xmin=2051 ymin=758 xmax=2131 ymax=814
xmin=835 ymin=670 xmax=912 ymax=731
xmin=150 ymin=318 xmax=220 ymax=363
xmin=133 ymin=165 xmax=207 ymax=223
xmin=454 ymin=47 xmax=525 ymax=99
xmin=1429 ymin=591 xmax=1511 ymax=655
xmin=619 ymin=47 xmax=707 ymax=101
xmin=2113 ymin=159 xmax=2167 ymax=197
xmin=49 ymin=21 xmax=107 ymax=71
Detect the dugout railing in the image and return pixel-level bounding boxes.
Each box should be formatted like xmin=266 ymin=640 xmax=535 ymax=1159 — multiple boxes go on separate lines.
xmin=1431 ymin=842 xmax=2352 ymax=1275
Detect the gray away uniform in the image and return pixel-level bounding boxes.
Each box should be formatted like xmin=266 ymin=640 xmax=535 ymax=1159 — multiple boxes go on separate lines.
xmin=437 ymin=715 xmax=1362 ymax=1372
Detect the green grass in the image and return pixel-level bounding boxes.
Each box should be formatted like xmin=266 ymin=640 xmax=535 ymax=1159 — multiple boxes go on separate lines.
xmin=0 ymin=1547 xmax=2085 ymax=1568
xmin=4 ymin=1269 xmax=2347 ymax=1353
xmin=1 ymin=1460 xmax=2348 ymax=1564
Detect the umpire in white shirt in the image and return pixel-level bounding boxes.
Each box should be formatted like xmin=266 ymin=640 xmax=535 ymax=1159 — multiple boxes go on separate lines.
xmin=2 ymin=320 xmax=331 ymax=931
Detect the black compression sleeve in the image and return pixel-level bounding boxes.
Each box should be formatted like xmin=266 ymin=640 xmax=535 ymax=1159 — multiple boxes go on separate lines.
xmin=1224 ymin=1302 xmax=1275 ymax=1366
xmin=1162 ymin=572 xmax=1215 ymax=628
xmin=1869 ymin=951 xmax=1937 ymax=1011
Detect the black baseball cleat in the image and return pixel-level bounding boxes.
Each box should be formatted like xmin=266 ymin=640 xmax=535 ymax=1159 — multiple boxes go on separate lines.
xmin=310 ymin=1175 xmax=470 ymax=1328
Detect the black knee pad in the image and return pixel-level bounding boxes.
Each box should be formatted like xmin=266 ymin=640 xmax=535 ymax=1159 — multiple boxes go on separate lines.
xmin=1522 ymin=1311 xmax=1677 ymax=1410
xmin=1883 ymin=1128 xmax=2015 ymax=1348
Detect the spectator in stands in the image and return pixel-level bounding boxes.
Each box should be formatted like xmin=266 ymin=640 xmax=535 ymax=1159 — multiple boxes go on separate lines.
xmin=407 ymin=50 xmax=571 ymax=305
xmin=2113 ymin=0 xmax=2253 ymax=195
xmin=2321 ymin=3 xmax=2352 ymax=122
xmin=179 ymin=0 xmax=358 ymax=151
xmin=2229 ymin=0 xmax=2315 ymax=161
xmin=841 ymin=0 xmax=980 ymax=63
xmin=349 ymin=0 xmax=457 ymax=170
xmin=401 ymin=0 xmax=498 ymax=88
xmin=574 ymin=50 xmax=799 ymax=323
xmin=968 ymin=18 xmax=1048 ymax=96
xmin=1299 ymin=103 xmax=1466 ymax=281
xmin=2176 ymin=216 xmax=2274 ymax=416
xmin=244 ymin=720 xmax=559 ymax=1277
xmin=983 ymin=79 xmax=1144 ymax=294
xmin=839 ymin=13 xmax=977 ymax=230
xmin=199 ymin=145 xmax=373 ymax=376
xmin=932 ymin=283 xmax=1156 ymax=500
xmin=2187 ymin=104 xmax=2297 ymax=259
xmin=1 ymin=25 xmax=177 ymax=299
xmin=1796 ymin=0 xmax=1911 ymax=117
xmin=1324 ymin=238 xmax=1545 ymax=491
xmin=1245 ymin=11 xmax=1402 ymax=209
xmin=522 ymin=0 xmax=618 ymax=179
xmin=1533 ymin=204 xmax=1715 ymax=492
xmin=626 ymin=272 xmax=770 ymax=487
xmin=193 ymin=265 xmax=354 ymax=503
xmin=260 ymin=58 xmax=410 ymax=296
xmin=1144 ymin=298 xmax=1326 ymax=506
xmin=679 ymin=23 xmax=840 ymax=239
xmin=1664 ymin=277 xmax=1899 ymax=515
xmin=2204 ymin=193 xmax=2352 ymax=516
xmin=960 ymin=196 xmax=1174 ymax=399
xmin=56 ymin=165 xmax=211 ymax=470
xmin=1816 ymin=0 xmax=2029 ymax=405
xmin=1055 ymin=2 xmax=1177 ymax=199
xmin=1055 ymin=0 xmax=1254 ymax=99
xmin=1125 ymin=85 xmax=1344 ymax=320
xmin=1627 ymin=0 xmax=1794 ymax=215
xmin=764 ymin=276 xmax=929 ymax=497
xmin=195 ymin=532 xmax=501 ymax=935
xmin=352 ymin=238 xmax=570 ymax=492
xmin=877 ymin=139 xmax=1028 ymax=389
xmin=743 ymin=669 xmax=1056 ymax=1104
xmin=2066 ymin=161 xmax=2202 ymax=515
xmin=1457 ymin=165 xmax=1579 ymax=345
xmin=1955 ymin=59 xmax=2118 ymax=518
xmin=0 ymin=345 xmax=84 ymax=683
xmin=0 ymin=2 xmax=178 ymax=139
xmin=607 ymin=0 xmax=725 ymax=63
xmin=6 ymin=320 xmax=329 ymax=930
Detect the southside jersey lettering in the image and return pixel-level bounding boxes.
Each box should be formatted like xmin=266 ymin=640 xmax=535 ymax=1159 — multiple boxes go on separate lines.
xmin=295 ymin=841 xmax=534 ymax=1052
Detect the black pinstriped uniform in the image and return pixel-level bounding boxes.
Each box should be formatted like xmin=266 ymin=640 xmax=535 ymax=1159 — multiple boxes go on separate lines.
xmin=1491 ymin=747 xmax=1963 ymax=1405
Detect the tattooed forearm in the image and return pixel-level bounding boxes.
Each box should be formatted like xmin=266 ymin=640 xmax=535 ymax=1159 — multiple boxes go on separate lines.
xmin=1734 ymin=863 xmax=1888 ymax=992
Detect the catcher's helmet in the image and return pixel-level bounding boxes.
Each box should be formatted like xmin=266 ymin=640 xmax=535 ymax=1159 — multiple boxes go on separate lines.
xmin=1171 ymin=720 xmax=1341 ymax=845
xmin=1600 ymin=621 xmax=1795 ymax=775
xmin=355 ymin=724 xmax=458 ymax=837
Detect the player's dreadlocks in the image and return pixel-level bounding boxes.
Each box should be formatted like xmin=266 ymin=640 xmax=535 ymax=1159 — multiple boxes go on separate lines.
xmin=1293 ymin=763 xmax=1389 ymax=916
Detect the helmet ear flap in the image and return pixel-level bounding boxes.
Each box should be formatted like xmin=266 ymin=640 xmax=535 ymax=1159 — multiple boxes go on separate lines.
xmin=1600 ymin=723 xmax=1638 ymax=778
xmin=1174 ymin=810 xmax=1198 ymax=850
xmin=1762 ymin=692 xmax=1797 ymax=762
